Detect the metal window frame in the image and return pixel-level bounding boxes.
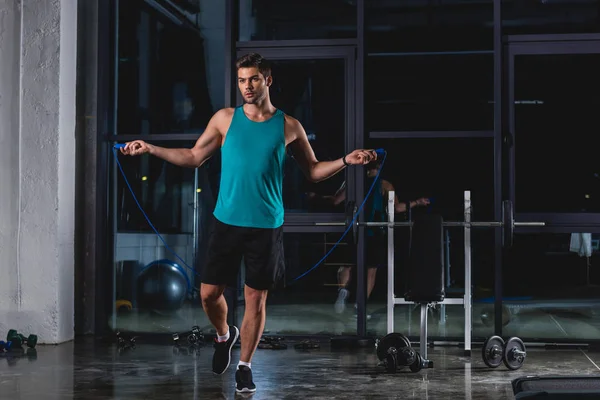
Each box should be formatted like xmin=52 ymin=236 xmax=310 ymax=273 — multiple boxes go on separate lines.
xmin=370 ymin=131 xmax=494 ymax=139
xmin=95 ymin=0 xmax=115 ymax=336
xmin=506 ymin=36 xmax=600 ymax=231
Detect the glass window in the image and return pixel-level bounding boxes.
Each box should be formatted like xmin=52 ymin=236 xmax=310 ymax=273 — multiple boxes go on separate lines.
xmin=365 ymin=1 xmax=493 ymax=133
xmin=502 ymin=232 xmax=600 ymax=341
xmin=255 ymin=231 xmax=357 ymax=336
xmin=363 ymin=137 xmax=496 ymax=339
xmin=365 ymin=138 xmax=495 ymax=221
xmin=513 ymin=54 xmax=600 ymax=213
xmin=111 ymin=140 xmax=217 ymax=333
xmin=366 ymin=0 xmax=493 ymax=53
xmin=116 ymin=0 xmax=214 ymax=135
xmin=502 ymin=0 xmax=600 ymax=36
xmin=114 ymin=141 xmax=215 ymax=234
xmin=238 ymin=0 xmax=356 ymax=41
xmin=244 ymin=58 xmax=347 ymax=214
xmin=366 ymin=53 xmax=494 ymax=132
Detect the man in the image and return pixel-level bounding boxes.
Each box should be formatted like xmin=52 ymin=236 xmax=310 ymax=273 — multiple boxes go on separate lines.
xmin=312 ymin=160 xmax=429 ymax=316
xmin=120 ymin=52 xmax=377 ymax=394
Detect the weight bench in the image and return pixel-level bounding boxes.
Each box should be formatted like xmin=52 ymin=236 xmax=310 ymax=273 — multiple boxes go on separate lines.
xmin=402 ymin=212 xmax=445 ymax=369
xmin=384 ymin=191 xmax=471 ymax=369
xmin=512 ymin=376 xmax=600 ymax=399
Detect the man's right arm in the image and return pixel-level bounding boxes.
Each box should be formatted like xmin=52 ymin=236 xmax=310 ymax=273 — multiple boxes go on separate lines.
xmin=121 ymin=109 xmax=229 ymax=168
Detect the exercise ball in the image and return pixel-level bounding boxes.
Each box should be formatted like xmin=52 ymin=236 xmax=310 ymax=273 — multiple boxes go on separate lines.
xmin=136 ymin=259 xmax=191 ymax=313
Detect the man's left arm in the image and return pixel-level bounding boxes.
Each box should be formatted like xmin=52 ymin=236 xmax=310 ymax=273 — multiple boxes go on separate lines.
xmin=287 ymin=117 xmax=377 ymax=182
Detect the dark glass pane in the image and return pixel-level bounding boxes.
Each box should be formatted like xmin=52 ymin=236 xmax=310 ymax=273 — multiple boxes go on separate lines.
xmin=366 ymin=0 xmax=493 ymax=53
xmin=117 ymin=0 xmax=213 ymax=135
xmin=238 ymin=0 xmax=356 ymax=41
xmin=243 ymin=58 xmax=347 ymax=213
xmin=502 ymin=0 xmax=600 ymax=36
xmin=366 ymin=53 xmax=493 ymax=132
xmin=365 ymin=138 xmax=495 ymax=221
xmin=502 ymin=233 xmax=600 ymax=341
xmin=363 ymin=137 xmax=495 ymax=339
xmin=261 ymin=232 xmax=357 ymax=335
xmin=112 ymin=140 xmax=220 ymax=333
xmin=114 ymin=140 xmax=216 ymax=234
xmin=513 ymin=54 xmax=600 ymax=213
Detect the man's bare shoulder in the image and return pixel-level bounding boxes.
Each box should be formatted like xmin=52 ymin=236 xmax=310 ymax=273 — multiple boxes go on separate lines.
xmin=283 ymin=113 xmax=302 ymax=128
xmin=214 ymin=107 xmax=236 ymax=120
xmin=283 ymin=114 xmax=305 ymax=141
xmin=210 ymin=107 xmax=236 ymax=133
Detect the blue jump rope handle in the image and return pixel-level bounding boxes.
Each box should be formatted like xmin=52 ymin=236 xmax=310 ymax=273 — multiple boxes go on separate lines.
xmin=114 ymin=143 xmax=126 ymax=149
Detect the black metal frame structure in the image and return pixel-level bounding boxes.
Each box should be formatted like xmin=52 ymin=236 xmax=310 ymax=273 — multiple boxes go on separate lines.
xmin=506 ymin=33 xmax=600 ymax=234
xmin=87 ymin=0 xmax=600 ymax=343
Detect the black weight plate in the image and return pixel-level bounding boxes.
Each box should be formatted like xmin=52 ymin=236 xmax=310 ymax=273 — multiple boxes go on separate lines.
xmin=409 ymin=352 xmax=422 ymax=372
xmin=376 ymin=333 xmax=411 ymax=361
xmin=503 ymin=336 xmax=526 ymax=370
xmin=398 ymin=346 xmax=417 ymax=366
xmin=386 ymin=352 xmax=397 ymax=373
xmin=482 ymin=335 xmax=505 ymax=368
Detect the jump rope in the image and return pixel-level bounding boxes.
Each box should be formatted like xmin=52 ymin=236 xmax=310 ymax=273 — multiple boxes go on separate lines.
xmin=112 ymin=143 xmax=387 ymax=285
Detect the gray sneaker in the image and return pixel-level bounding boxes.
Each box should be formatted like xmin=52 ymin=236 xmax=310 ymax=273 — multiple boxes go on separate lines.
xmin=335 ymin=288 xmax=349 ymax=313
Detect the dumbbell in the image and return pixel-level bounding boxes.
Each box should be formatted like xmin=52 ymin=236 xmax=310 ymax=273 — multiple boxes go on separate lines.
xmin=7 ymin=330 xmax=38 ymax=349
xmin=375 ymin=333 xmax=423 ymax=373
xmin=0 ymin=341 xmax=12 ymax=351
xmin=173 ymin=326 xmax=204 ymax=347
xmin=482 ymin=335 xmax=527 ymax=370
xmin=115 ymin=331 xmax=137 ymax=352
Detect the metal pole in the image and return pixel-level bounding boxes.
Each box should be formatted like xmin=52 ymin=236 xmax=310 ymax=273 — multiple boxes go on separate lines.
xmin=387 ymin=190 xmax=395 ymax=334
xmin=420 ymin=304 xmax=428 ymax=362
xmin=464 ymin=190 xmax=472 ymax=356
xmin=315 ymin=221 xmax=543 ymax=228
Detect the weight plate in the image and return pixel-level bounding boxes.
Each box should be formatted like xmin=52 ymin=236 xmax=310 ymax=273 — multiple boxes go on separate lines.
xmin=376 ymin=333 xmax=411 ymax=361
xmin=385 ymin=352 xmax=397 ymax=373
xmin=398 ymin=346 xmax=417 ymax=366
xmin=409 ymin=352 xmax=422 ymax=372
xmin=482 ymin=335 xmax=505 ymax=368
xmin=7 ymin=329 xmax=17 ymax=341
xmin=503 ymin=336 xmax=526 ymax=370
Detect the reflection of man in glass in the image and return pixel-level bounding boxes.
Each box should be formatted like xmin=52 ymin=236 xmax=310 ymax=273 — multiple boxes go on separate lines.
xmin=119 ymin=52 xmax=378 ymax=394
xmin=312 ymin=160 xmax=429 ymax=317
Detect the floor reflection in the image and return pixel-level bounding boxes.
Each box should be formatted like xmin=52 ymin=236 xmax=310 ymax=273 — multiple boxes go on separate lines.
xmin=1 ymin=336 xmax=599 ymax=399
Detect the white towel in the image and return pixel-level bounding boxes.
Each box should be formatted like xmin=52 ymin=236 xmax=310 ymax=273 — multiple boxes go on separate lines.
xmin=570 ymin=233 xmax=592 ymax=257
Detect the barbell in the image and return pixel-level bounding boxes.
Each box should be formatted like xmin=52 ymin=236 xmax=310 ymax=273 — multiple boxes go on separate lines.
xmin=314 ymin=200 xmax=544 ymax=248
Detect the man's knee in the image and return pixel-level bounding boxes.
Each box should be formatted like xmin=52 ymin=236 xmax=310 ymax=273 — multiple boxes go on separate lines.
xmin=244 ymin=285 xmax=268 ymax=311
xmin=200 ymin=283 xmax=225 ymax=306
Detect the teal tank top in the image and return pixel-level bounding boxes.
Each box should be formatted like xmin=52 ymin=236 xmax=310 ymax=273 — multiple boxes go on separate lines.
xmin=213 ymin=106 xmax=286 ymax=228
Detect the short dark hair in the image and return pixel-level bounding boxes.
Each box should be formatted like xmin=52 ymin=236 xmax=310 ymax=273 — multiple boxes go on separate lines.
xmin=235 ymin=52 xmax=271 ymax=79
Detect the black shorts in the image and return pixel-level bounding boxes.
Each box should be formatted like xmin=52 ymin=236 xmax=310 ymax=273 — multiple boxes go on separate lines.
xmin=201 ymin=217 xmax=285 ymax=290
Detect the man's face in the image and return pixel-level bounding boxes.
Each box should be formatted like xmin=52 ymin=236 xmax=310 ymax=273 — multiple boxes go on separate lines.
xmin=237 ymin=67 xmax=271 ymax=104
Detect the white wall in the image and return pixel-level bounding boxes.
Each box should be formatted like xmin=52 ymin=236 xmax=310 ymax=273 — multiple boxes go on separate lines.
xmin=0 ymin=0 xmax=77 ymax=344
